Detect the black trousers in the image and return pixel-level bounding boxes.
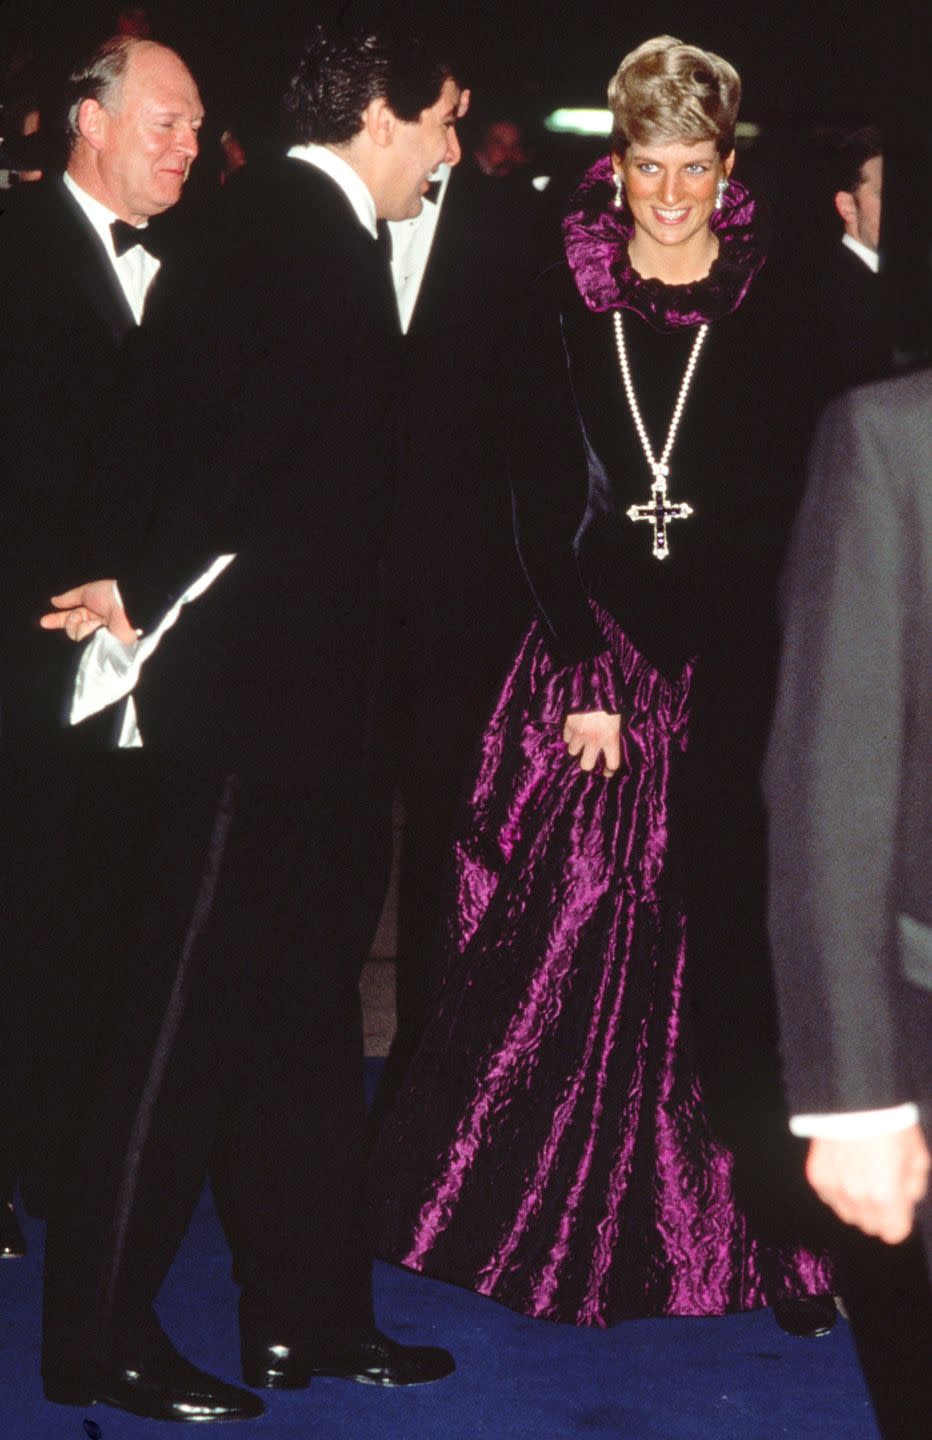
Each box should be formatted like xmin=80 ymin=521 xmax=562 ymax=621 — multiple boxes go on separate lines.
xmin=368 ymin=633 xmax=516 ymax=1136
xmin=0 ymin=724 xmax=136 ymax=1215
xmin=838 ymin=988 xmax=932 ymax=1440
xmin=378 ymin=555 xmax=528 ymax=1047
xmin=42 ymin=756 xmax=391 ymax=1369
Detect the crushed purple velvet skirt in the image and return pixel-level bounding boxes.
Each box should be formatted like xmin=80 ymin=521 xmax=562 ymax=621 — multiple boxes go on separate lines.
xmin=369 ymin=611 xmax=832 ymax=1325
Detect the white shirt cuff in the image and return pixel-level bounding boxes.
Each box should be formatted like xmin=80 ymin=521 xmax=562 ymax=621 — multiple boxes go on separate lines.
xmin=69 ymin=555 xmax=236 ymax=732
xmin=70 ymin=626 xmax=140 ymax=725
xmin=790 ymin=1103 xmax=921 ymax=1139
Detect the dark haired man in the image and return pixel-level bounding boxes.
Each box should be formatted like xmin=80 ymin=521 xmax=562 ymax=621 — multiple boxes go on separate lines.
xmin=0 ymin=34 xmax=202 ymax=1263
xmin=833 ymin=127 xmax=882 ymax=260
xmin=38 ymin=21 xmax=460 ymax=1424
xmin=371 ymin=91 xmax=541 ymax=1123
xmin=813 ymin=126 xmax=891 ymax=397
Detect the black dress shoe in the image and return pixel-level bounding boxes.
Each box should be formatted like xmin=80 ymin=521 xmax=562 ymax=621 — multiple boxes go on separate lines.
xmin=43 ymin=1345 xmax=265 ymax=1422
xmin=242 ymin=1327 xmax=455 ymax=1389
xmin=0 ymin=1199 xmax=26 ymax=1259
xmin=773 ymin=1293 xmax=838 ymax=1338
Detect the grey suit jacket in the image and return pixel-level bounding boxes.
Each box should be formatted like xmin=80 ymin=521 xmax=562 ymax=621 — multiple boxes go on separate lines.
xmin=764 ymin=369 xmax=932 ymax=1115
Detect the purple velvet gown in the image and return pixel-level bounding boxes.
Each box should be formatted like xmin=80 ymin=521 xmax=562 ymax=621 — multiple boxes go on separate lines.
xmin=370 ymin=161 xmax=832 ymax=1325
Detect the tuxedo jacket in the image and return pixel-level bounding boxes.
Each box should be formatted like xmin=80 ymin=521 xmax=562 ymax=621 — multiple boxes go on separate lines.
xmin=92 ymin=159 xmax=400 ymax=787
xmin=384 ymin=165 xmax=540 ymax=703
xmin=0 ymin=175 xmax=147 ymax=737
xmin=764 ymin=369 xmax=932 ymax=1115
xmin=812 ymin=242 xmax=893 ymax=404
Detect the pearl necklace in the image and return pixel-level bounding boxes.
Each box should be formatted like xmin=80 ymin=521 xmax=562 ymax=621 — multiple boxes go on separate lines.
xmin=612 ymin=310 xmax=708 ymax=560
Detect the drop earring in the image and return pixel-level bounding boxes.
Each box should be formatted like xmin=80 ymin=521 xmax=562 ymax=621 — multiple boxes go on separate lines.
xmin=613 ymin=172 xmax=624 ymax=209
xmin=715 ymin=178 xmax=728 ymax=210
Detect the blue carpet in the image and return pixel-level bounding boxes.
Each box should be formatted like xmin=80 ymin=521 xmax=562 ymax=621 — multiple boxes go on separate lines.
xmin=0 ymin=1063 xmax=880 ymax=1438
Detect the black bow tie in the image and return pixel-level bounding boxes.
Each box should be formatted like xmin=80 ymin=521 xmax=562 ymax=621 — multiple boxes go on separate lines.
xmin=423 ymin=179 xmax=442 ymax=205
xmin=110 ymin=218 xmax=159 ymax=258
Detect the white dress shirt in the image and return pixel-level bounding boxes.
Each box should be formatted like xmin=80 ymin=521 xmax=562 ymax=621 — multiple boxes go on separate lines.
xmin=841 ymin=232 xmax=880 ymax=274
xmin=387 ymin=163 xmax=451 ymax=333
xmin=62 ymin=169 xmax=160 ymax=323
xmin=790 ymin=1102 xmax=920 ymax=1139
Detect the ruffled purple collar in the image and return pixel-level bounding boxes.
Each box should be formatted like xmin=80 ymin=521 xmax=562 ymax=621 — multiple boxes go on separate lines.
xmin=562 ymin=154 xmax=768 ymax=331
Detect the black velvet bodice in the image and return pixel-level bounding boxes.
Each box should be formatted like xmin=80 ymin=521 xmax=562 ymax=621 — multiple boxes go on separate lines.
xmin=511 ymin=212 xmax=811 ymax=683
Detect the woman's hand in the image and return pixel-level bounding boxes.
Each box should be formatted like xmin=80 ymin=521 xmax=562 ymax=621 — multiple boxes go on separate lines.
xmin=563 ymin=710 xmax=622 ymax=776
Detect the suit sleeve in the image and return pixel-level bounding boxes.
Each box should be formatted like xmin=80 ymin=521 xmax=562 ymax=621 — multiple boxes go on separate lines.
xmin=91 ymin=268 xmax=305 ymax=628
xmin=90 ymin=220 xmax=384 ymax=634
xmin=764 ymin=386 xmax=909 ymax=1114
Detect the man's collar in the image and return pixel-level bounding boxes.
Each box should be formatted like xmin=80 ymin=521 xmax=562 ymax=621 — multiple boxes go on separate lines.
xmin=62 ymin=169 xmax=149 ymax=232
xmin=842 ymin=232 xmax=880 ymax=274
xmin=424 ymin=162 xmax=452 ymax=207
xmin=286 ymin=142 xmax=378 ymax=238
xmin=63 ymin=169 xmax=120 ymax=232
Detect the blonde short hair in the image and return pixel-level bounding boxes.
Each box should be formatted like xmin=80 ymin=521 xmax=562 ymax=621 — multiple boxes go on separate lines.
xmin=607 ymin=35 xmax=741 ymax=158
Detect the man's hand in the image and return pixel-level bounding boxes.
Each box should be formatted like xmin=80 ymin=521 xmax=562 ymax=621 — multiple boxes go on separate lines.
xmin=806 ymin=1125 xmax=931 ymax=1244
xmin=40 ymin=580 xmax=137 ymax=646
xmin=563 ymin=710 xmax=623 ymax=776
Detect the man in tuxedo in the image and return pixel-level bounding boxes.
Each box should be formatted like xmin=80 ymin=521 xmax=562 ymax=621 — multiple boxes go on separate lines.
xmin=765 ymin=370 xmax=932 ymax=1438
xmin=373 ymin=105 xmax=539 ymax=1116
xmin=0 ymin=32 xmax=202 ymax=739
xmin=0 ymin=33 xmax=203 ymax=1253
xmin=813 ymin=126 xmax=891 ymax=398
xmin=38 ymin=20 xmax=461 ymax=1423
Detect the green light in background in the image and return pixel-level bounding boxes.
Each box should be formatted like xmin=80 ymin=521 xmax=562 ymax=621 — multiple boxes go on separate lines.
xmin=543 ymin=111 xmax=762 ymax=141
xmin=544 ymin=108 xmax=612 ymax=137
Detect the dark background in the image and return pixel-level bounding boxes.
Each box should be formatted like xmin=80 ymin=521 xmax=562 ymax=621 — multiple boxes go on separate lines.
xmin=0 ymin=0 xmax=925 ymax=126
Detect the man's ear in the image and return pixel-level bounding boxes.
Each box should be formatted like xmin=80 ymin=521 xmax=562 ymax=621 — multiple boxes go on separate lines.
xmin=362 ymin=96 xmax=395 ymax=149
xmin=834 ymin=189 xmax=856 ymax=230
xmin=76 ymin=97 xmax=108 ymax=152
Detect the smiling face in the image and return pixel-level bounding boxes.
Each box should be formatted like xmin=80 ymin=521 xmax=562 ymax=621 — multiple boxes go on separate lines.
xmin=381 ymin=77 xmax=463 ymax=220
xmin=84 ymin=43 xmax=203 ymax=222
xmin=618 ymin=138 xmax=734 ymax=282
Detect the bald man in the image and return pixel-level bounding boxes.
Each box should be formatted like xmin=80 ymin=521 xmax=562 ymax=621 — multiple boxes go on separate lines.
xmin=0 ymin=35 xmax=263 ymax=1423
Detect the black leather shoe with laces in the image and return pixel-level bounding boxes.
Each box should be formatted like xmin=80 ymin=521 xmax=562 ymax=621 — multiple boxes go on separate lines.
xmin=43 ymin=1345 xmax=265 ymax=1422
xmin=242 ymin=1327 xmax=455 ymax=1390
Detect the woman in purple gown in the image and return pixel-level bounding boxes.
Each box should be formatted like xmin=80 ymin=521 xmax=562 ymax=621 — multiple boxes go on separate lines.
xmin=370 ymin=35 xmax=832 ymax=1327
